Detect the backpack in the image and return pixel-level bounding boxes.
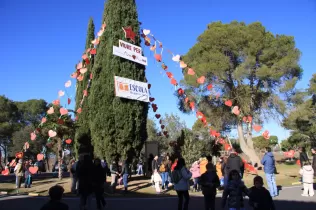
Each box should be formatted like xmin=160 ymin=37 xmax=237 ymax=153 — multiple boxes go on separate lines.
xmin=171 ymin=169 xmax=182 ymax=184
xmin=159 ymin=163 xmax=166 ymax=172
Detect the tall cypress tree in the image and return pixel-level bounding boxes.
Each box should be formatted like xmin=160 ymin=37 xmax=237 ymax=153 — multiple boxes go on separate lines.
xmin=74 ymin=18 xmax=95 ymax=157
xmin=89 ymin=0 xmax=148 ymax=161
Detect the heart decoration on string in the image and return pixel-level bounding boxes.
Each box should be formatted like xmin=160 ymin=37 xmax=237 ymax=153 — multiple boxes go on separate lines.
xmin=189 ymin=102 xmax=195 ymax=110
xmin=65 ymin=80 xmax=72 ymax=88
xmin=225 ymin=100 xmax=232 ymax=107
xmin=77 ymin=62 xmax=83 ymax=69
xmin=83 ymin=90 xmax=88 ymax=97
xmin=58 ymin=90 xmax=65 ymax=97
xmin=161 ymin=125 xmax=165 ymax=129
xmin=180 ymin=61 xmax=187 ymax=68
xmin=143 ymin=29 xmax=150 ymax=35
xmin=185 ymin=97 xmax=189 ymax=103
xmin=1 ymin=169 xmax=9 ymax=176
xmin=68 ymin=98 xmax=71 ymax=105
xmin=172 ymin=55 xmax=180 ymax=62
xmin=178 ymin=88 xmax=184 ymax=95
xmin=80 ymin=68 xmax=87 ymax=74
xmin=170 ymin=78 xmax=177 ymax=85
xmin=37 ymin=154 xmax=44 ymax=161
xmin=60 ymin=108 xmax=68 ymax=116
xmin=122 ymin=26 xmax=136 ymax=42
xmin=77 ymin=75 xmax=84 ymax=81
xmin=232 ymin=106 xmax=240 ymax=115
xmin=253 ymin=125 xmax=262 ymax=132
xmin=65 ymin=139 xmax=72 ymax=144
xmin=23 ymin=142 xmax=30 ymax=150
xmin=247 ymin=116 xmax=253 ymax=123
xmin=148 ymin=84 xmax=151 ymax=89
xmin=150 ymin=45 xmax=156 ymax=51
xmin=82 ymin=54 xmax=88 ymax=60
xmin=15 ymin=152 xmax=23 ymax=159
xmin=262 ymin=130 xmax=270 ymax=140
xmin=41 ymin=117 xmax=47 ymax=124
xmin=57 ymin=119 xmax=64 ymax=125
xmin=97 ymin=29 xmax=104 ymax=37
xmin=77 ymin=108 xmax=82 ymax=114
xmin=154 ymin=54 xmax=162 ymax=62
xmin=29 ymin=166 xmax=39 ymax=174
xmin=197 ymin=76 xmax=206 ymax=84
xmin=149 ymin=97 xmax=155 ymax=102
xmin=90 ymin=48 xmax=97 ymax=55
xmin=187 ymin=68 xmax=195 ymax=75
xmin=48 ymin=130 xmax=57 ymax=138
xmin=155 ymin=114 xmax=161 ymax=119
xmin=161 ymin=63 xmax=168 ymax=70
xmin=47 ymin=107 xmax=54 ymax=114
xmin=71 ymin=73 xmax=77 ymax=78
xmin=207 ymin=84 xmax=213 ymax=90
xmin=166 ymin=72 xmax=173 ymax=79
xmin=52 ymin=99 xmax=60 ymax=106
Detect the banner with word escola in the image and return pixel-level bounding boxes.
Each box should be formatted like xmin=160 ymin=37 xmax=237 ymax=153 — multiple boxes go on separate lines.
xmin=113 ymin=40 xmax=148 ymax=66
xmin=114 ymin=76 xmax=149 ymax=102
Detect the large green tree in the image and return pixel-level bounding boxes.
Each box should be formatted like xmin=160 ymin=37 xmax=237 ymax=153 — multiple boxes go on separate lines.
xmin=253 ymin=135 xmax=278 ymax=150
xmin=74 ymin=18 xmax=95 ymax=157
xmin=179 ymin=21 xmax=302 ymax=165
xmin=89 ymin=0 xmax=148 ymax=161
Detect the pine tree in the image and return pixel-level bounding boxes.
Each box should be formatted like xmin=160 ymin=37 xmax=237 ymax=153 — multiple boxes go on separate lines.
xmin=89 ymin=0 xmax=148 ymax=161
xmin=74 ymin=18 xmax=95 ymax=157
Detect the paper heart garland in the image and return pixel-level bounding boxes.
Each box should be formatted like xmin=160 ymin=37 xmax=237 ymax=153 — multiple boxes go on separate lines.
xmin=77 ymin=75 xmax=84 ymax=81
xmin=155 ymin=114 xmax=161 ymax=119
xmin=52 ymin=99 xmax=60 ymax=106
xmin=143 ymin=29 xmax=150 ymax=35
xmin=37 ymin=154 xmax=44 ymax=161
xmin=197 ymin=76 xmax=206 ymax=84
xmin=149 ymin=97 xmax=155 ymax=102
xmin=225 ymin=100 xmax=232 ymax=107
xmin=154 ymin=54 xmax=162 ymax=62
xmin=187 ymin=68 xmax=195 ymax=75
xmin=166 ymin=72 xmax=173 ymax=79
xmin=47 ymin=107 xmax=54 ymax=114
xmin=170 ymin=78 xmax=177 ymax=85
xmin=77 ymin=62 xmax=83 ymax=69
xmin=253 ymin=125 xmax=262 ymax=132
xmin=29 ymin=166 xmax=38 ymax=174
xmin=41 ymin=117 xmax=47 ymax=124
xmin=48 ymin=130 xmax=57 ymax=138
xmin=64 ymin=80 xmax=72 ymax=88
xmin=180 ymin=61 xmax=187 ymax=68
xmin=90 ymin=48 xmax=97 ymax=55
xmin=65 ymin=139 xmax=72 ymax=144
xmin=83 ymin=90 xmax=88 ymax=97
xmin=68 ymin=98 xmax=71 ymax=105
xmin=58 ymin=90 xmax=65 ymax=97
xmin=80 ymin=68 xmax=87 ymax=74
xmin=172 ymin=55 xmax=180 ymax=62
xmin=77 ymin=108 xmax=82 ymax=114
xmin=60 ymin=108 xmax=68 ymax=115
xmin=232 ymin=106 xmax=240 ymax=115
xmin=178 ymin=88 xmax=184 ymax=95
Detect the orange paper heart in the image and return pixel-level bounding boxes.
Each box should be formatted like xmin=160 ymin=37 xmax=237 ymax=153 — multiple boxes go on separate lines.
xmin=197 ymin=76 xmax=205 ymax=84
xmin=170 ymin=78 xmax=177 ymax=85
xmin=187 ymin=68 xmax=195 ymax=75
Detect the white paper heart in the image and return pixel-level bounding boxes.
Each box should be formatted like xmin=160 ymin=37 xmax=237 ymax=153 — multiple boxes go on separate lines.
xmin=48 ymin=130 xmax=57 ymax=138
xmin=80 ymin=68 xmax=87 ymax=74
xmin=143 ymin=29 xmax=150 ymax=35
xmin=65 ymin=80 xmax=71 ymax=88
xmin=58 ymin=90 xmax=65 ymax=97
xmin=172 ymin=55 xmax=180 ymax=62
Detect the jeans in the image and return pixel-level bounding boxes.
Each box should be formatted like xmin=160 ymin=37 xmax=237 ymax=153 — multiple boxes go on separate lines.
xmin=24 ymin=175 xmax=32 ymax=188
xmin=224 ymin=175 xmax=229 ymax=187
xmin=176 ymin=190 xmax=190 ymax=210
xmin=137 ymin=165 xmax=143 ymax=175
xmin=15 ymin=176 xmax=22 ymax=188
xmin=204 ymin=194 xmax=215 ymax=210
xmin=265 ymin=173 xmax=278 ymax=197
xmin=123 ymin=174 xmax=128 ymax=188
xmin=71 ymin=177 xmax=78 ymax=193
xmin=161 ymin=172 xmax=169 ymax=188
xmin=193 ymin=177 xmax=199 ymax=190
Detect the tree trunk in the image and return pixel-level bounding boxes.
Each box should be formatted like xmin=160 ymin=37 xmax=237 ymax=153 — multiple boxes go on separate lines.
xmin=58 ymin=138 xmax=62 ymax=180
xmin=237 ymin=123 xmax=262 ymax=167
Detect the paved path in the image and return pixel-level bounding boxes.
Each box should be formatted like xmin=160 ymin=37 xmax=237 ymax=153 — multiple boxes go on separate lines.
xmin=0 ymin=186 xmax=316 ymax=210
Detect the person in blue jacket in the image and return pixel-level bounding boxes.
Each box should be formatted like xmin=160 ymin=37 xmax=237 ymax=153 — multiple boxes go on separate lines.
xmin=261 ymin=147 xmax=278 ymax=197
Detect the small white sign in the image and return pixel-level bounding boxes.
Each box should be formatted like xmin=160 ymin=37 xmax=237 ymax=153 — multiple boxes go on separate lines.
xmin=113 ymin=40 xmax=148 ymax=66
xmin=114 ymin=76 xmax=149 ymax=102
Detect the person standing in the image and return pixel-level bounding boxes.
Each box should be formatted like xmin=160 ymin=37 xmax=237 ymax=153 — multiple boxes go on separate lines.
xmin=200 ymin=163 xmax=220 ymax=210
xmin=147 ymin=154 xmax=154 ymax=176
xmin=299 ymin=147 xmax=309 ymax=168
xmin=68 ymin=159 xmax=77 ymax=194
xmin=299 ymin=161 xmax=314 ymax=197
xmin=24 ymin=160 xmax=32 ymax=188
xmin=14 ymin=159 xmax=24 ymax=189
xmin=137 ymin=158 xmax=144 ymax=175
xmin=261 ymin=147 xmax=278 ymax=197
xmin=93 ymin=158 xmax=107 ymax=210
xmin=190 ymin=161 xmax=201 ymax=192
xmin=160 ymin=158 xmax=170 ymax=190
xmin=171 ymin=158 xmax=192 ymax=210
xmin=152 ymin=155 xmax=159 ymax=171
xmin=249 ymin=176 xmax=275 ymax=210
xmin=120 ymin=159 xmax=130 ymax=194
xmin=110 ymin=160 xmax=119 ymax=193
xmin=311 ymin=148 xmax=316 ymax=176
xmin=225 ymin=149 xmax=244 ymax=178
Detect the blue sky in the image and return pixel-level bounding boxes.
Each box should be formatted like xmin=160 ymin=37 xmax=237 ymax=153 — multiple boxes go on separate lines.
xmin=0 ymin=0 xmax=315 ymax=141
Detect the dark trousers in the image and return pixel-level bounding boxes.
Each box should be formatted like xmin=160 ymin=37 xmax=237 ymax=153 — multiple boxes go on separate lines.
xmin=203 ymin=194 xmax=215 ymax=210
xmin=24 ymin=175 xmax=32 ymax=188
xmin=95 ymin=190 xmax=106 ymax=209
xmin=176 ymin=190 xmax=190 ymax=210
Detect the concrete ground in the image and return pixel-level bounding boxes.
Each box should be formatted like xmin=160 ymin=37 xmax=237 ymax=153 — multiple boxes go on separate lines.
xmin=1 ymin=186 xmax=316 ymax=210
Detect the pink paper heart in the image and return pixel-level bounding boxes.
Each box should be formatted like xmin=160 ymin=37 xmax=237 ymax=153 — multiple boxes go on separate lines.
xmin=47 ymin=107 xmax=54 ymax=114
xmin=29 ymin=166 xmax=38 ymax=174
xmin=77 ymin=62 xmax=83 ymax=70
xmin=82 ymin=54 xmax=88 ymax=60
xmin=30 ymin=132 xmax=36 ymax=141
xmin=80 ymin=68 xmax=87 ymax=74
xmin=232 ymin=106 xmax=240 ymax=115
xmin=180 ymin=61 xmax=187 ymax=68
xmin=59 ymin=108 xmax=68 ymax=115
xmin=197 ymin=76 xmax=205 ymax=84
xmin=65 ymin=80 xmax=72 ymax=88
xmin=97 ymin=29 xmax=104 ymax=37
xmin=41 ymin=117 xmax=47 ymax=123
xmin=52 ymin=99 xmax=60 ymax=106
xmin=58 ymin=90 xmax=65 ymax=97
xmin=187 ymin=68 xmax=195 ymax=75
xmin=71 ymin=72 xmax=77 ymax=78
xmin=37 ymin=154 xmax=44 ymax=161
xmin=48 ymin=130 xmax=57 ymax=138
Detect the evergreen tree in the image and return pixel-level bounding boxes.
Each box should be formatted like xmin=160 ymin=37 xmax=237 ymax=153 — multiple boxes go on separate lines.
xmin=74 ymin=18 xmax=95 ymax=157
xmin=89 ymin=0 xmax=148 ymax=161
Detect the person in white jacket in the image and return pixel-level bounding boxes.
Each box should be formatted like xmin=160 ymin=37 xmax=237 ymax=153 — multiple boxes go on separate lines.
xmin=151 ymin=169 xmax=162 ymax=193
xmin=299 ymin=161 xmax=314 ymax=197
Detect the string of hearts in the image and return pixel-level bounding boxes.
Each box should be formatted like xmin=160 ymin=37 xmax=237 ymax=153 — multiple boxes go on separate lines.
xmin=13 ymin=23 xmax=107 ymax=174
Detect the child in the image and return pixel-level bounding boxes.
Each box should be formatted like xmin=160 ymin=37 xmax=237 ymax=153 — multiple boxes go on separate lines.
xmin=216 ymin=158 xmax=224 ymax=188
xmin=40 ymin=185 xmax=69 ymax=210
xmin=151 ymin=169 xmax=162 ymax=193
xmin=190 ymin=161 xmax=201 ymax=192
xmin=24 ymin=160 xmax=32 ymax=188
xmin=299 ymin=161 xmax=314 ymax=197
xmin=200 ymin=163 xmax=220 ymax=210
xmin=222 ymin=170 xmax=248 ymax=210
xmin=249 ymin=176 xmax=275 ymax=210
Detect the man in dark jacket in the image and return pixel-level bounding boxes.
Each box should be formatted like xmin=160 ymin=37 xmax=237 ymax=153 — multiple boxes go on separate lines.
xmin=249 ymin=176 xmax=275 ymax=210
xmin=261 ymin=147 xmax=278 ymax=197
xmin=225 ymin=149 xmax=244 ymax=176
xmin=312 ymin=148 xmax=316 ymax=176
xmin=299 ymin=147 xmax=309 ymax=168
xmin=152 ymin=155 xmax=159 ymax=171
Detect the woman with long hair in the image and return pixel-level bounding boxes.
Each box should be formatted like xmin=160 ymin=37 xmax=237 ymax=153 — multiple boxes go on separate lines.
xmin=172 ymin=157 xmax=192 ymax=210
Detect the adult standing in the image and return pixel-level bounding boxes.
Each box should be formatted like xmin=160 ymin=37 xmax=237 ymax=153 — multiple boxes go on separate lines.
xmin=14 ymin=159 xmax=24 ymax=189
xmin=160 ymin=157 xmax=170 ymax=190
xmin=261 ymin=147 xmax=278 ymax=197
xmin=120 ymin=159 xmax=130 ymax=194
xmin=77 ymin=155 xmax=94 ymax=210
xmin=147 ymin=154 xmax=154 ymax=176
xmin=171 ymin=158 xmax=192 ymax=210
xmin=152 ymin=155 xmax=159 ymax=171
xmin=225 ymin=149 xmax=244 ymax=179
xmin=110 ymin=160 xmax=119 ymax=193
xmin=68 ymin=159 xmax=77 ymax=194
xmin=299 ymin=147 xmax=308 ymax=168
xmin=311 ymin=148 xmax=316 ymax=176
xmin=93 ymin=158 xmax=107 ymax=210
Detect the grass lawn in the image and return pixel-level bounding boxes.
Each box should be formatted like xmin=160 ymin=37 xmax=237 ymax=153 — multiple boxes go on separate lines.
xmin=0 ymin=163 xmax=305 ymax=197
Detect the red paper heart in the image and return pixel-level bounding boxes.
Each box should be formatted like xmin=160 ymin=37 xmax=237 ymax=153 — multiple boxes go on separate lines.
xmin=187 ymin=68 xmax=195 ymax=75
xmin=154 ymin=54 xmax=162 ymax=62
xmin=148 ymin=84 xmax=151 ymax=89
xmin=166 ymin=72 xmax=173 ymax=79
xmin=225 ymin=100 xmax=232 ymax=107
xmin=170 ymin=78 xmax=177 ymax=85
xmin=57 ymin=119 xmax=64 ymax=125
xmin=29 ymin=166 xmax=38 ymax=174
xmin=90 ymin=48 xmax=97 ymax=55
xmin=37 ymin=154 xmax=44 ymax=161
xmin=65 ymin=139 xmax=72 ymax=144
xmin=178 ymin=88 xmax=184 ymax=95
xmin=253 ymin=125 xmax=262 ymax=132
xmin=207 ymin=84 xmax=213 ymax=90
xmin=132 ymin=55 xmax=136 ymax=60
xmin=68 ymin=98 xmax=71 ymax=105
xmin=60 ymin=108 xmax=68 ymax=115
xmin=197 ymin=76 xmax=205 ymax=84
xmin=149 ymin=97 xmax=155 ymax=102
xmin=161 ymin=125 xmax=165 ymax=129
xmin=1 ymin=169 xmax=9 ymax=176
xmin=155 ymin=114 xmax=161 ymax=119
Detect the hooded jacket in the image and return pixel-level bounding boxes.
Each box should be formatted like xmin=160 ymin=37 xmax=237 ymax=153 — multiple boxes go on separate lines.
xmin=299 ymin=165 xmax=314 ymax=184
xmin=222 ymin=179 xmax=248 ymax=208
xmin=225 ymin=153 xmax=243 ymax=175
xmin=261 ymin=152 xmax=275 ymax=174
xmin=190 ymin=162 xmax=201 ymax=178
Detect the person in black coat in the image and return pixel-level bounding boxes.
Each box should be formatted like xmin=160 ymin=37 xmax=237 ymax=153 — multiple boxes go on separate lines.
xmin=40 ymin=185 xmax=69 ymax=210
xmin=311 ymin=148 xmax=316 ymax=176
xmin=299 ymin=147 xmax=309 ymax=168
xmin=93 ymin=158 xmax=107 ymax=210
xmin=249 ymin=176 xmax=275 ymax=210
xmin=225 ymin=149 xmax=244 ymax=177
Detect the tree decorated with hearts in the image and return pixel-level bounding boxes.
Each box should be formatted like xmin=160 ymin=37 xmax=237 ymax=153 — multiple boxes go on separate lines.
xmin=74 ymin=18 xmax=95 ymax=157
xmin=88 ymin=0 xmax=148 ymax=161
xmin=177 ymin=21 xmax=302 ymax=165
